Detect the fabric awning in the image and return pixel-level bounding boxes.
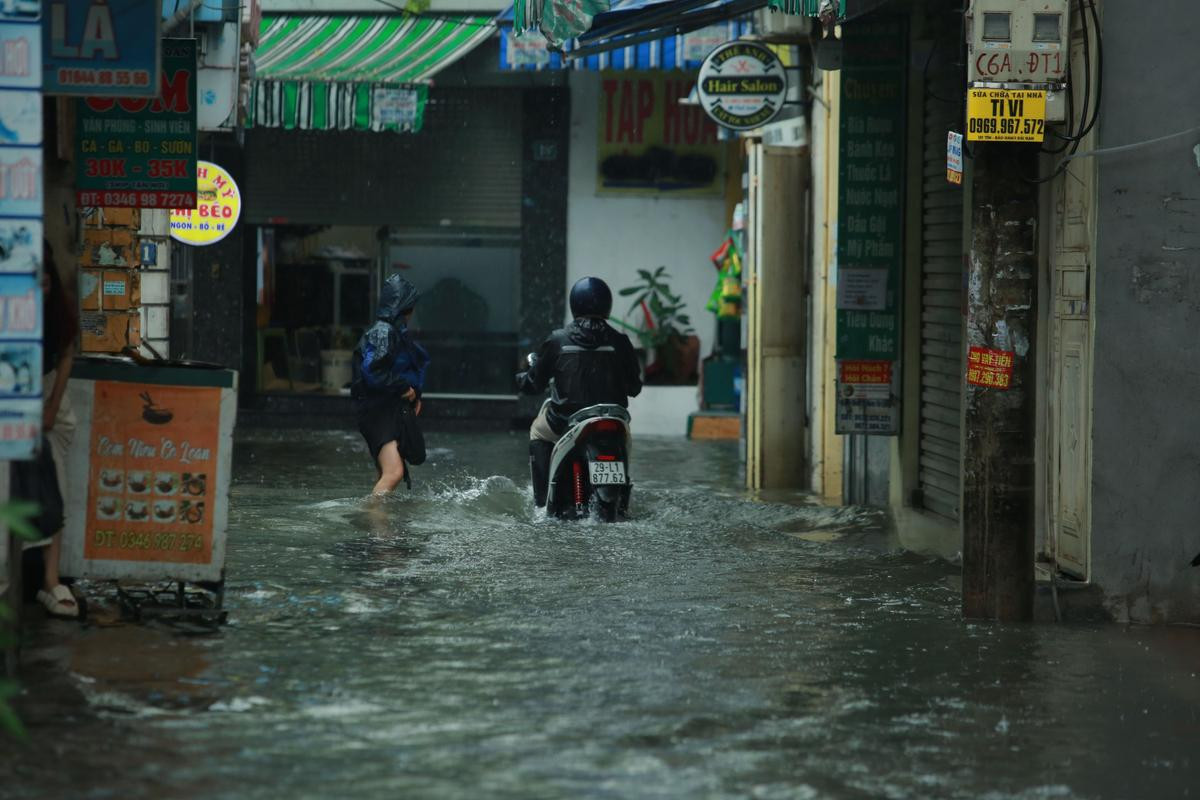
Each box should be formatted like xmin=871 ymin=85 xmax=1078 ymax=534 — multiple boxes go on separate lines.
xmin=246 ymin=14 xmax=496 ymax=133
xmin=499 ymin=0 xmax=751 ymax=71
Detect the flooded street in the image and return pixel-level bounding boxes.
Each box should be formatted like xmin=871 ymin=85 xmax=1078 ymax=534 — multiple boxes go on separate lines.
xmin=6 ymin=430 xmax=1200 ymax=799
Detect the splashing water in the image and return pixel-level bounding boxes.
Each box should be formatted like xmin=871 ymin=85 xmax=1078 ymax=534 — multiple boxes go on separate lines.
xmin=10 ymin=430 xmax=1200 ymax=799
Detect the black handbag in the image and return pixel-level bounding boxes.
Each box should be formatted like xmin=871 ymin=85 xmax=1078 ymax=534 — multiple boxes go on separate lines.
xmin=10 ymin=438 xmax=65 ymax=538
xmin=397 ymin=403 xmax=426 ymax=467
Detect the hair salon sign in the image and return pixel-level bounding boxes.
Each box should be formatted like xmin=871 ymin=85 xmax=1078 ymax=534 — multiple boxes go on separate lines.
xmin=696 ymin=42 xmax=787 ymax=131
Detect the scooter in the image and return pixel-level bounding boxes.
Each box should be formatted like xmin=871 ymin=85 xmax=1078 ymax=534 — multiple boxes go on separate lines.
xmin=526 ymin=356 xmax=632 ymax=522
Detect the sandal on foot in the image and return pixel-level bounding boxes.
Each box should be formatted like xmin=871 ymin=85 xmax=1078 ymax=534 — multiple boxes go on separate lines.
xmin=37 ymin=584 xmax=79 ymax=619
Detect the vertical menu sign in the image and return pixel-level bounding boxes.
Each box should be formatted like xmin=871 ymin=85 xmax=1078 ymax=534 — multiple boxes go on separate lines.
xmin=0 ymin=3 xmax=44 ymax=459
xmin=835 ymin=18 xmax=906 ymax=436
xmin=76 ymin=39 xmax=198 ymax=209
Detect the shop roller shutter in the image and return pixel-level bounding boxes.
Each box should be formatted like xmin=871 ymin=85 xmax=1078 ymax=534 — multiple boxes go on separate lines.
xmin=917 ymin=5 xmax=966 ymax=522
xmin=244 ymin=88 xmax=523 ymax=229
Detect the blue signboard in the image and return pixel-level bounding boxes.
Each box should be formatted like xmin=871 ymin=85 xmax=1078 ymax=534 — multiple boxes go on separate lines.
xmin=0 ymin=88 xmax=41 ymax=144
xmin=0 ymin=146 xmax=41 ymax=217
xmin=42 ymin=0 xmax=162 ymax=97
xmin=0 ymin=218 xmax=41 ymax=272
xmin=0 ymin=20 xmax=40 ymax=89
xmin=0 ymin=270 xmax=41 ymax=459
xmin=0 ymin=8 xmax=42 ymax=459
xmin=0 ymin=2 xmax=40 ymax=22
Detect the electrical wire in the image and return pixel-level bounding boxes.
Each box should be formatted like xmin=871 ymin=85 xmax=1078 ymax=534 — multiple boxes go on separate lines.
xmin=922 ymin=32 xmax=958 ymax=106
xmin=1061 ymin=122 xmax=1200 ymax=163
xmin=1071 ymin=0 xmax=1103 ymax=140
xmin=1060 ymin=0 xmax=1090 ymax=143
xmin=1027 ymin=0 xmax=1103 ymax=183
xmin=1051 ymin=0 xmax=1102 ymax=145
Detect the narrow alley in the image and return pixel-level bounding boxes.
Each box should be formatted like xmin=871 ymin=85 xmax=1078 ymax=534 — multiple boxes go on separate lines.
xmin=9 ymin=432 xmax=1200 ymax=799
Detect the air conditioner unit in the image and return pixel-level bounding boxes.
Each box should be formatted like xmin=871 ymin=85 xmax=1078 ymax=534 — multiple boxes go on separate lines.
xmin=753 ymin=8 xmax=813 ymax=40
xmin=745 ymin=112 xmax=809 ymax=148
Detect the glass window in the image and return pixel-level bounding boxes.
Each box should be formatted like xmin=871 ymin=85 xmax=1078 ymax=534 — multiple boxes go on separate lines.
xmin=384 ymin=236 xmax=522 ymax=396
xmin=1033 ymin=13 xmax=1061 ymax=42
xmin=982 ymin=12 xmax=1011 ymax=41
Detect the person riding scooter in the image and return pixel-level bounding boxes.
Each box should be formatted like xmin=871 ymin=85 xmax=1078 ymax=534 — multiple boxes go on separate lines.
xmin=516 ymin=277 xmax=642 ymax=507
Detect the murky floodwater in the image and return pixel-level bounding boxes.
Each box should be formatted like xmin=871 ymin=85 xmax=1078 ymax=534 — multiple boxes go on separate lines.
xmin=5 ymin=430 xmax=1200 ymax=799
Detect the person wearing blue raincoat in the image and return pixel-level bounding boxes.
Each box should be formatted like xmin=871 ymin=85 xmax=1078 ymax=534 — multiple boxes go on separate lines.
xmin=351 ymin=273 xmax=430 ymax=493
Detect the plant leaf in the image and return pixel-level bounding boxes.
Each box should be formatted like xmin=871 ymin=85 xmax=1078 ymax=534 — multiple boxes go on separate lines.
xmin=0 ymin=698 xmax=26 ymax=739
xmin=617 ymin=287 xmax=640 ymax=296
xmin=0 ymin=501 xmax=40 ymax=541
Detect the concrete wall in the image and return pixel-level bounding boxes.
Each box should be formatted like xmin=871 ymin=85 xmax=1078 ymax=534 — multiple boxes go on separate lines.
xmin=566 ymin=71 xmax=727 ymax=361
xmin=1093 ymin=2 xmax=1200 ymax=622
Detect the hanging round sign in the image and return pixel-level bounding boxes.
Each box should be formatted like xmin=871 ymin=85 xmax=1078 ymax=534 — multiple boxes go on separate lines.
xmin=697 ymin=42 xmax=788 ymax=131
xmin=169 ymin=161 xmax=241 ymax=246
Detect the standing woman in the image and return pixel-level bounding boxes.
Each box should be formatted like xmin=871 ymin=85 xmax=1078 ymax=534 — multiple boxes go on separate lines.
xmin=350 ymin=273 xmax=429 ymax=494
xmin=37 ymin=242 xmax=80 ymax=617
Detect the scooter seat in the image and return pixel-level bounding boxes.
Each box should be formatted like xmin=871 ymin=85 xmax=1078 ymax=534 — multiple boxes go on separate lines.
xmin=566 ymin=404 xmax=631 ymax=426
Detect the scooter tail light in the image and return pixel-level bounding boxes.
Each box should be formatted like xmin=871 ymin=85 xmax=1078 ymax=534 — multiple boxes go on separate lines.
xmin=588 ymin=418 xmax=625 ymax=435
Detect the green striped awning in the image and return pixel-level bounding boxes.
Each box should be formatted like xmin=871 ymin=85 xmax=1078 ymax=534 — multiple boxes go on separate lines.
xmin=247 ymin=14 xmax=496 ymax=132
xmin=249 ymin=81 xmax=430 ymax=133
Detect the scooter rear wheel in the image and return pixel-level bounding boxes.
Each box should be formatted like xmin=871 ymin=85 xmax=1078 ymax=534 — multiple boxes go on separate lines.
xmin=595 ymin=498 xmax=620 ymax=523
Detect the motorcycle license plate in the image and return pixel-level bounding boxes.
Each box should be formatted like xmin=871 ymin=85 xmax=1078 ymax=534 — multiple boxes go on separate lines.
xmin=589 ymin=461 xmax=627 ymax=485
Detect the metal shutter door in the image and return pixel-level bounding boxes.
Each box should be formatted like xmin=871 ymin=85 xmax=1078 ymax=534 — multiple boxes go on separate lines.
xmin=244 ymin=88 xmax=523 ymax=229
xmin=917 ymin=7 xmax=966 ymax=521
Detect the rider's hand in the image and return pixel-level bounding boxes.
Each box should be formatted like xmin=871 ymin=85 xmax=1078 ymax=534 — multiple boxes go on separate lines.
xmin=402 ymin=387 xmax=417 ymax=403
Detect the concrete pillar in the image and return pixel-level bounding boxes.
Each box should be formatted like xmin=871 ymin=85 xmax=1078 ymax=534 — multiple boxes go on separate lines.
xmin=745 ymin=144 xmax=808 ymax=490
xmin=961 ymin=142 xmax=1039 ymax=621
xmin=519 ymin=88 xmax=570 ymax=419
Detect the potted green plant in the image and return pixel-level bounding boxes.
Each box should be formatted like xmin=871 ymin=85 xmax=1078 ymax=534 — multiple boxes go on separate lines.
xmin=618 ymin=267 xmax=699 ymax=385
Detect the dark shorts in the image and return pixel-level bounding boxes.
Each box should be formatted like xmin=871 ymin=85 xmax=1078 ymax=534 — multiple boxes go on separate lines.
xmin=356 ymin=397 xmax=426 ymax=466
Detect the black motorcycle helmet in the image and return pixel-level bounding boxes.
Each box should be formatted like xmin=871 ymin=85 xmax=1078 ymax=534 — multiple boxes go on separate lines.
xmin=569 ymin=277 xmax=612 ymax=319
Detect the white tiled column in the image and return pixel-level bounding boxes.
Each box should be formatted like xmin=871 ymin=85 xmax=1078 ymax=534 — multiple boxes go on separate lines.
xmin=139 ymin=209 xmax=172 ymax=359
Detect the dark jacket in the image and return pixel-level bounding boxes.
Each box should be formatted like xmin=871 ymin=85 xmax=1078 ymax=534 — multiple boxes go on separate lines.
xmin=516 ymin=317 xmax=642 ymax=434
xmin=351 ymin=274 xmax=430 ymax=404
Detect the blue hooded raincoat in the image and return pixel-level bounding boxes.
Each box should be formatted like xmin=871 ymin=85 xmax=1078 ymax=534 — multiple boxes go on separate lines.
xmin=352 ymin=274 xmax=430 ymax=466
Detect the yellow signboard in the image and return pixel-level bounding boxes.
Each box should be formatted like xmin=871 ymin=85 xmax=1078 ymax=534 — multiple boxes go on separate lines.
xmin=169 ymin=160 xmax=241 ymax=246
xmin=966 ymin=88 xmax=1046 ymax=143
